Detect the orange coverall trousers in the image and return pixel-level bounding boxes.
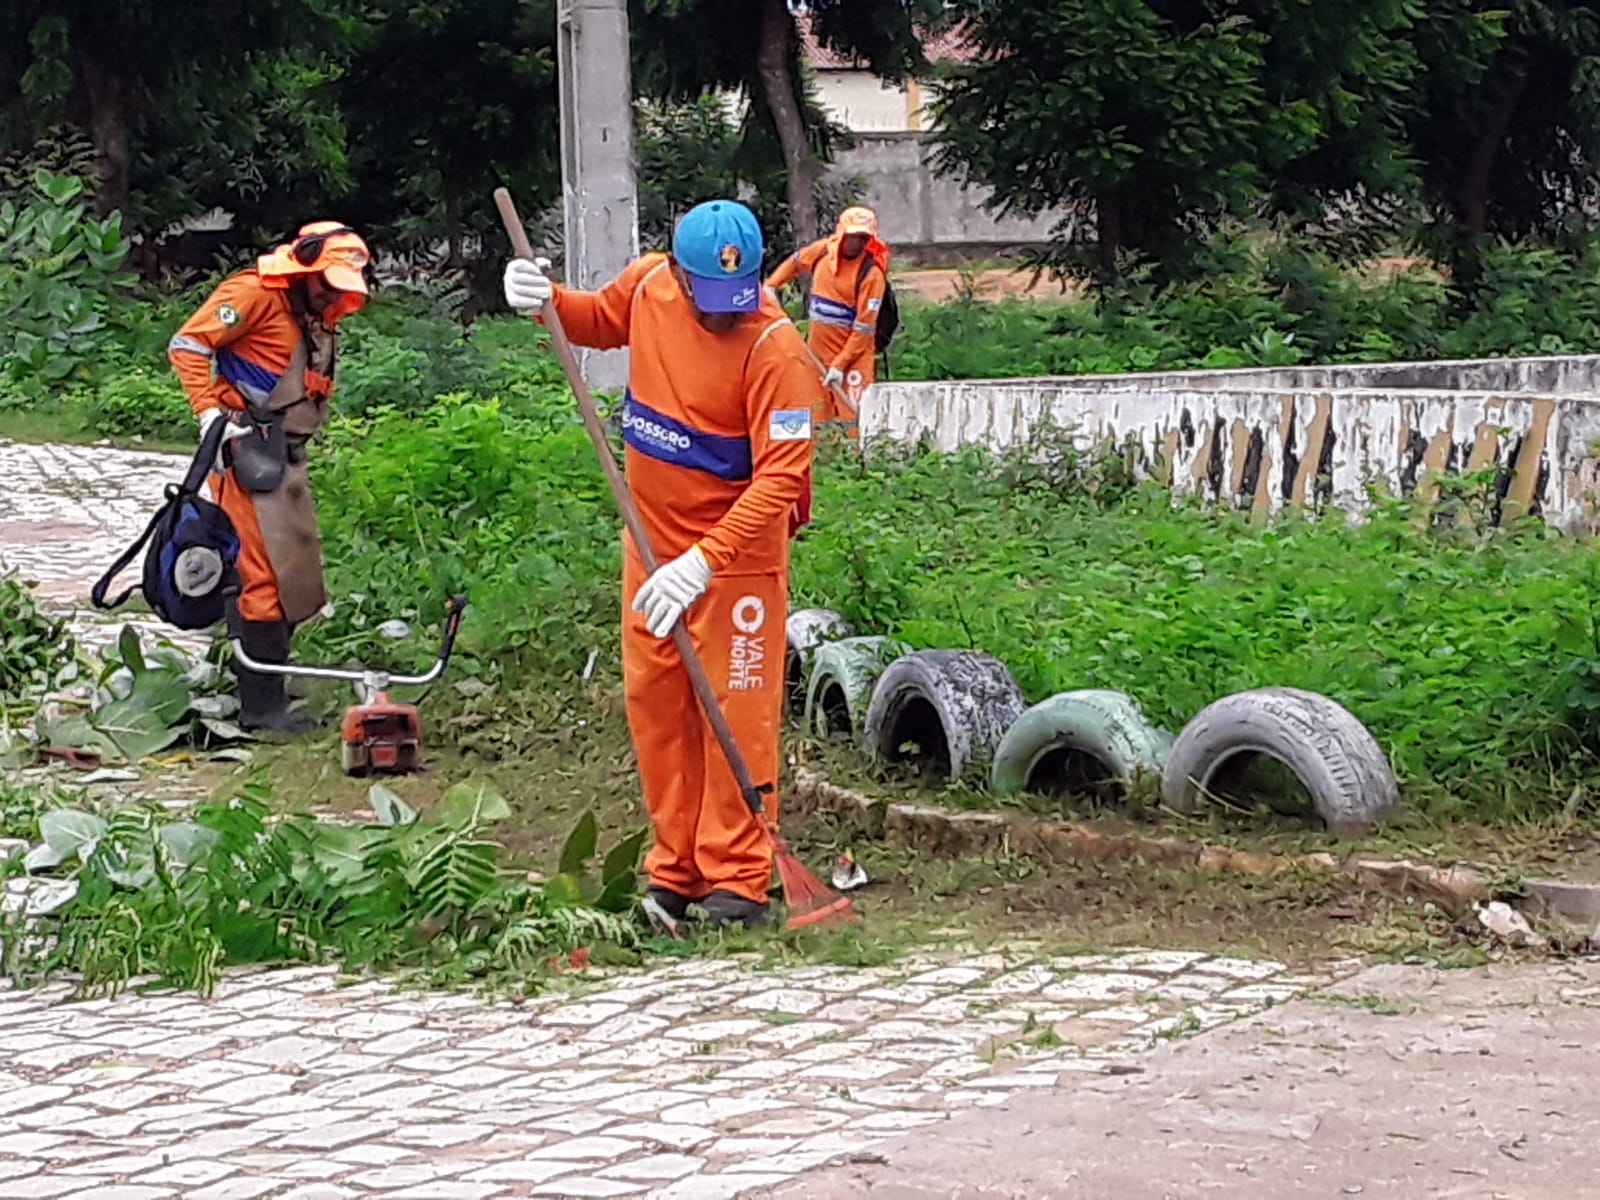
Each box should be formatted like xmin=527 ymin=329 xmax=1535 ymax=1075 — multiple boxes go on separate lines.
xmin=622 ymin=547 xmax=786 ymax=904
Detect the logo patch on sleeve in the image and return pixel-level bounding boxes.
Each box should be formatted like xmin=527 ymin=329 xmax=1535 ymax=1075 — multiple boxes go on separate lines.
xmin=769 ymin=408 xmax=813 ymax=442
xmin=866 ymin=297 xmax=882 ymax=313
xmin=215 ymin=303 xmax=241 ymax=328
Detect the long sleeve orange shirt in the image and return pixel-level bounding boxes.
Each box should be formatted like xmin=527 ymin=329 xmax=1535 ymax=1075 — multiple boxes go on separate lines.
xmin=765 ymin=236 xmax=886 ymax=373
xmin=550 ymin=254 xmax=816 ymax=573
xmin=167 ymin=271 xmax=306 ymax=416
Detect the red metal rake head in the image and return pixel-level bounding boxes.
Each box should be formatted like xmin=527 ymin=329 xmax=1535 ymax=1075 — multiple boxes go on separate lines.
xmin=770 ymin=828 xmax=861 ymax=930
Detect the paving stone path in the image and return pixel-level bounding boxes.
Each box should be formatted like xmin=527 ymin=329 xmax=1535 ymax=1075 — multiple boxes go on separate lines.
xmin=0 ymin=438 xmax=1351 ymax=1198
xmin=0 ymin=951 xmax=1343 ymax=1199
xmin=0 ymin=438 xmax=205 ymax=659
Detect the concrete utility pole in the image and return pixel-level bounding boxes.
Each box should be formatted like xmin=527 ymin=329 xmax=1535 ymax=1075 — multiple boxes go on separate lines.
xmin=557 ymin=0 xmax=640 ymax=393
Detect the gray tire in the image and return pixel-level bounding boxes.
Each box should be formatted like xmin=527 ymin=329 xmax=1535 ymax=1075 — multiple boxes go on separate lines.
xmin=785 ymin=608 xmax=853 ymax=714
xmin=990 ymin=689 xmax=1173 ymax=799
xmin=804 ymin=636 xmax=908 ymax=738
xmin=1160 ymin=686 xmax=1398 ymax=835
xmin=864 ymin=650 xmax=1027 ymax=782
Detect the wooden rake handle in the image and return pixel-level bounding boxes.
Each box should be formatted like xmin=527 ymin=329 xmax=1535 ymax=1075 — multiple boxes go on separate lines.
xmin=492 ymin=187 xmax=773 ymax=817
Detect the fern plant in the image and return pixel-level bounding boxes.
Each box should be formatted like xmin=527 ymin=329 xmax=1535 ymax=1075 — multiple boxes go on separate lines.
xmin=2 ymin=780 xmax=647 ymax=998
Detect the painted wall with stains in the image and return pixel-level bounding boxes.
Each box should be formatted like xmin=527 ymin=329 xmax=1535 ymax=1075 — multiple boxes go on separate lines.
xmin=862 ymin=381 xmax=1600 ymax=531
xmin=893 ymin=354 xmax=1600 ymax=397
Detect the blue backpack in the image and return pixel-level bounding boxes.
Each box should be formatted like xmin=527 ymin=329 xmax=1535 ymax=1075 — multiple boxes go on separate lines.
xmin=92 ymin=418 xmax=241 ymax=631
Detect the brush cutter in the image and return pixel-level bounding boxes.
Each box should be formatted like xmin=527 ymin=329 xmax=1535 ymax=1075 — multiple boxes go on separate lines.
xmin=493 ymin=186 xmax=859 ymax=934
xmin=227 ymin=594 xmax=468 ymax=775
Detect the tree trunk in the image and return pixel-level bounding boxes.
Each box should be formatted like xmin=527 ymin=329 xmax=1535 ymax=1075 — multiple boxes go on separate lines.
xmin=757 ymin=0 xmax=819 ymax=246
xmin=443 ymin=185 xmax=464 ymax=270
xmin=73 ymin=39 xmax=133 ymax=218
xmin=1094 ymin=188 xmax=1123 ymax=282
xmin=1457 ymin=56 xmax=1528 ymax=253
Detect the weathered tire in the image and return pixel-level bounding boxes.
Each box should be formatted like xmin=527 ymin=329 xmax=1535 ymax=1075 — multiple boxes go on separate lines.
xmin=1160 ymin=686 xmax=1398 ymax=835
xmin=804 ymin=636 xmax=907 ymax=738
xmin=864 ymin=650 xmax=1027 ymax=782
xmin=785 ymin=608 xmax=853 ymax=714
xmin=990 ymin=689 xmax=1173 ymax=799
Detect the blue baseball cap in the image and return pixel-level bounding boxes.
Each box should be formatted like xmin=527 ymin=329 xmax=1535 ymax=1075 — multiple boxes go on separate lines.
xmin=671 ymin=200 xmax=764 ymax=314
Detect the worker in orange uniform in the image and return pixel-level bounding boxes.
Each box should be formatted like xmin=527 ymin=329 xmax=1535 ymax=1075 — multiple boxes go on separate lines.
xmin=503 ymin=200 xmax=816 ymax=931
xmin=765 ymin=205 xmax=891 ymax=433
xmin=765 ymin=206 xmax=890 ymax=536
xmin=167 ymin=221 xmax=371 ymax=734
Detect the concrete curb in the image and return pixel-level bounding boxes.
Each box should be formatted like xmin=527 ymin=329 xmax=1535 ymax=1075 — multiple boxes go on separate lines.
xmin=790 ymin=769 xmax=1495 ymax=915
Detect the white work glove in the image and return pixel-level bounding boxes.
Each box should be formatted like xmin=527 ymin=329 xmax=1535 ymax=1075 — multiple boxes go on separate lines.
xmin=504 ymin=256 xmax=553 ymax=314
xmin=632 ymin=546 xmax=713 ymax=638
xmin=197 ymin=406 xmax=250 ymax=473
xmin=823 ymin=366 xmax=845 ymax=390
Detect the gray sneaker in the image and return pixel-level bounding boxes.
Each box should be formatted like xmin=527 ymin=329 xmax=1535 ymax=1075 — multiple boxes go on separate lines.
xmin=699 ymin=889 xmax=772 ymax=929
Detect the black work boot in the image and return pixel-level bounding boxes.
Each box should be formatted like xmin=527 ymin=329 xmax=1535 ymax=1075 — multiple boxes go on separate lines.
xmin=236 ymin=619 xmax=317 ymax=736
xmin=699 ymin=889 xmax=772 ymax=930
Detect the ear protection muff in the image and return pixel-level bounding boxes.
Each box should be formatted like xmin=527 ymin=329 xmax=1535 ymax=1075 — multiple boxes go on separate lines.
xmin=291 ymin=225 xmax=357 ymax=267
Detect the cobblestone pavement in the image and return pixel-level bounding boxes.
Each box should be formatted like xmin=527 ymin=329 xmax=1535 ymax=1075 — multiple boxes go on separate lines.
xmin=0 ymin=438 xmax=1351 ymax=1197
xmin=0 ymin=438 xmax=206 ymax=658
xmin=0 ymin=950 xmax=1344 ymax=1199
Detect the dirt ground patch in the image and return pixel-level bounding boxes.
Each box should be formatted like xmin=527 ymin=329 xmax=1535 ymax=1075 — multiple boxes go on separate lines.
xmin=772 ymin=958 xmax=1600 ymax=1199
xmin=892 ymin=266 xmax=1081 ymax=303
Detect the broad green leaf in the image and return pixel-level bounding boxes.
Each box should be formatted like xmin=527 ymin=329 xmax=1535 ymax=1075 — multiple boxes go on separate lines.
xmin=198 ymin=718 xmax=247 ymax=743
xmin=23 ymin=842 xmax=64 ymax=871
xmin=595 ymin=869 xmax=639 ymax=914
xmin=39 ymin=809 xmax=107 ymax=862
xmin=38 ymin=714 xmax=115 ymax=760
xmin=90 ymin=700 xmax=184 ymax=761
xmin=23 ymin=878 xmax=78 ymax=914
xmin=559 ymin=810 xmax=598 ymax=877
xmin=368 ymin=785 xmax=418 ymax=827
xmin=159 ymin=821 xmax=218 ymax=868
xmin=307 ymin=822 xmax=381 ymax=887
xmin=116 ymin=625 xmax=145 ymax=674
xmin=189 ymin=694 xmax=238 ymax=720
xmin=435 ymin=781 xmax=511 ymax=829
xmin=600 ymin=827 xmax=648 ymax=887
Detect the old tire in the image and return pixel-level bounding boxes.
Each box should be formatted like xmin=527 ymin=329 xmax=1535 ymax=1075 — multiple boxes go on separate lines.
xmin=804 ymin=636 xmax=908 ymax=739
xmin=785 ymin=608 xmax=853 ymax=714
xmin=1160 ymin=686 xmax=1398 ymax=835
xmin=990 ymin=689 xmax=1173 ymax=799
xmin=865 ymin=649 xmax=1028 ymax=782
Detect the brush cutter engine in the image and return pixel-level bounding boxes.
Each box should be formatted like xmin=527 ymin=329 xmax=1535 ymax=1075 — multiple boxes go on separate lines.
xmin=228 ymin=595 xmax=468 ymax=776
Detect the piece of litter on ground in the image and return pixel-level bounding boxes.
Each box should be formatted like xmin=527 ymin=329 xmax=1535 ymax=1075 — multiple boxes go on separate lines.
xmin=833 ymin=852 xmax=869 ymax=892
xmin=1472 ymin=901 xmax=1547 ymax=949
xmin=79 ymin=768 xmax=141 ymax=785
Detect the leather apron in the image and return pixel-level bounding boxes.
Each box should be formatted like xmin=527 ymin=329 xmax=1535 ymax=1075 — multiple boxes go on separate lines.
xmin=241 ymin=325 xmax=334 ymax=625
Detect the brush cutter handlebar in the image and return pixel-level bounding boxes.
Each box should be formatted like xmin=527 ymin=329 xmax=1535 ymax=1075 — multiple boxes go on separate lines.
xmin=228 ymin=594 xmax=468 ymax=695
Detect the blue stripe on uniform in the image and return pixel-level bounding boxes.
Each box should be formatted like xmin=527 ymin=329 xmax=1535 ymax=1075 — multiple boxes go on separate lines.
xmin=622 ymin=391 xmax=752 ymax=482
xmin=215 ymin=349 xmax=281 ymax=397
xmin=809 ymin=294 xmax=856 ymax=327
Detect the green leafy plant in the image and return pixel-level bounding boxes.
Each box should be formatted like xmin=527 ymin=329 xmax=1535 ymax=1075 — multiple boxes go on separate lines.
xmin=0 ymin=571 xmax=75 ymax=703
xmin=33 ymin=626 xmax=243 ymax=765
xmin=2 ymin=779 xmax=643 ymax=998
xmin=0 ymin=170 xmax=136 ymax=395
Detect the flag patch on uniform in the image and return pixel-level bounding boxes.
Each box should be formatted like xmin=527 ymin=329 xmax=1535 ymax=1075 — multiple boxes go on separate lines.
xmin=769 ymin=408 xmax=813 ymax=442
xmin=216 ymin=303 xmax=241 ymax=327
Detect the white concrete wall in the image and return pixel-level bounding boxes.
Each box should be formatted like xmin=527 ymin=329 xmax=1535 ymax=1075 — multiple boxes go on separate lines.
xmin=813 ymin=71 xmax=910 ymax=133
xmin=863 ymin=374 xmax=1600 ymax=532
xmin=827 ymin=133 xmax=1062 ymax=251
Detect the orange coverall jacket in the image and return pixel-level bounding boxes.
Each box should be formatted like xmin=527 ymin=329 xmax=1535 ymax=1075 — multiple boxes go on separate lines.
xmin=549 ymin=254 xmax=817 ymax=903
xmin=767 ymin=234 xmax=888 ymax=425
xmin=167 ymin=270 xmax=340 ymax=624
